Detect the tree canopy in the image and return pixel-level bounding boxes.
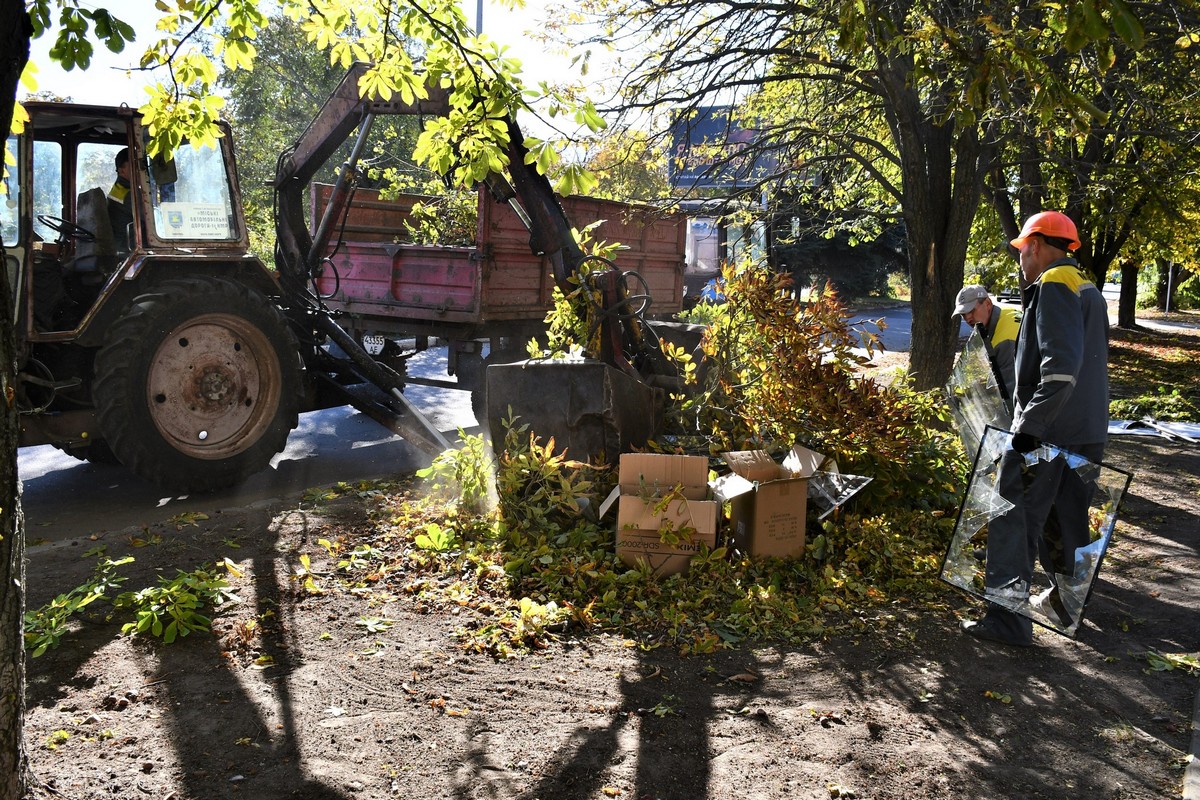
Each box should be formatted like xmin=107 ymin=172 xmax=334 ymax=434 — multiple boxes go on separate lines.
xmin=20 ymin=0 xmax=607 ymax=195
xmin=571 ymin=0 xmax=1191 ymax=387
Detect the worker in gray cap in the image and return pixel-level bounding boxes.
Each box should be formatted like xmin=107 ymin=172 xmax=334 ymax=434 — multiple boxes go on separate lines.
xmin=953 ymin=284 xmax=1022 ymax=406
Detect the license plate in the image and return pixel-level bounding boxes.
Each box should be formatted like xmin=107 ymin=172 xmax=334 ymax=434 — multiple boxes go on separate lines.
xmin=361 ymin=334 xmax=386 ymax=355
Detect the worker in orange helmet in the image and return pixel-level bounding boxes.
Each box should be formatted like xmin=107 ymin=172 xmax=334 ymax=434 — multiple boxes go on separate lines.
xmin=961 ymin=210 xmax=1110 ymax=646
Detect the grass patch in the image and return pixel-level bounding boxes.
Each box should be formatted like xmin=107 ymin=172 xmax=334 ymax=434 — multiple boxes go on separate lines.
xmin=1109 ymin=326 xmax=1200 ymax=421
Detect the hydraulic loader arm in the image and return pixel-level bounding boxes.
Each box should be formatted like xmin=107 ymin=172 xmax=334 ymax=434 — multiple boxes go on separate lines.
xmin=272 ymin=64 xmax=672 ymax=448
xmin=274 ymin=62 xmax=589 ymax=296
xmin=274 ymin=62 xmax=451 ymax=287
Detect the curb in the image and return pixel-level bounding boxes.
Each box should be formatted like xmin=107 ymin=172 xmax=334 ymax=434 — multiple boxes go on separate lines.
xmin=1185 ymin=677 xmax=1200 ymax=799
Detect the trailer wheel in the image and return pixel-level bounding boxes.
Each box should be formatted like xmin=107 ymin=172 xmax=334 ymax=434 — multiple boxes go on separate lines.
xmin=94 ymin=277 xmax=302 ymax=492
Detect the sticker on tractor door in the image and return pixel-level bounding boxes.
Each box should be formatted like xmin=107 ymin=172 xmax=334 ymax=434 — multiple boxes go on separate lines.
xmin=156 ymin=202 xmax=232 ymax=239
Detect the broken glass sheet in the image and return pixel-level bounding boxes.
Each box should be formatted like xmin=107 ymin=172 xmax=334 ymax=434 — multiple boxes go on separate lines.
xmin=944 ymin=327 xmax=1012 ymax=459
xmin=808 ymin=471 xmax=873 ymax=520
xmin=940 ymin=426 xmax=1132 ymax=637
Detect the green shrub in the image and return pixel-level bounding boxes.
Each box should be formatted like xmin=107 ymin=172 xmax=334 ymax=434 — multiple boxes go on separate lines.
xmin=671 ymin=260 xmax=965 ymax=512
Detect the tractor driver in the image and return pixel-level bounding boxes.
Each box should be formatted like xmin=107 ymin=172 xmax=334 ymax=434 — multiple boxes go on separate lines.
xmin=107 ymin=147 xmax=135 ymax=251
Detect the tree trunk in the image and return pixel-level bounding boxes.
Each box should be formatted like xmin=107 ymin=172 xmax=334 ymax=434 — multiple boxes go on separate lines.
xmin=907 ymin=236 xmax=964 ymax=391
xmin=898 ymin=135 xmax=984 ymax=391
xmin=0 ymin=4 xmax=32 ymax=799
xmin=872 ymin=50 xmax=986 ymax=391
xmin=1154 ymin=257 xmax=1170 ymax=311
xmin=1118 ymin=259 xmax=1139 ymax=329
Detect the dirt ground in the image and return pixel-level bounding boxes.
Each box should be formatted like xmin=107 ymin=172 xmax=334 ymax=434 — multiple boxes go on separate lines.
xmin=17 ymin=427 xmax=1197 ymax=800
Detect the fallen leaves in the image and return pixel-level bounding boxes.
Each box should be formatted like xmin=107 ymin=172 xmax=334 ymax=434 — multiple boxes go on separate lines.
xmin=723 ymin=671 xmax=759 ymax=684
xmin=355 ymin=616 xmax=394 ymax=633
xmin=167 ymin=511 xmax=209 ymax=529
xmin=1141 ymin=649 xmax=1200 ymax=674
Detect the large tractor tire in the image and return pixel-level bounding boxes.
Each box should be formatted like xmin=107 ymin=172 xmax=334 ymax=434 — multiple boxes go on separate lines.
xmin=53 ymin=439 xmax=121 ymax=465
xmin=93 ymin=277 xmax=303 ymax=492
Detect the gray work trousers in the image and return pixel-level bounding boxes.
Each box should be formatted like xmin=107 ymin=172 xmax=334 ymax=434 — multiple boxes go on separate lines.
xmin=982 ymin=442 xmax=1105 ymax=631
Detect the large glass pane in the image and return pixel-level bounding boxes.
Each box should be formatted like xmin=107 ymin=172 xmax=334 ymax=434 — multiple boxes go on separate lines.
xmin=944 ymin=326 xmax=1012 ymax=459
xmin=940 ymin=426 xmax=1132 ymax=636
xmin=149 ymin=141 xmax=237 ymax=240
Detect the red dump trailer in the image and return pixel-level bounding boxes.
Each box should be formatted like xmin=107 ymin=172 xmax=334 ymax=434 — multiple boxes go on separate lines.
xmin=310 ymin=183 xmax=688 ymax=402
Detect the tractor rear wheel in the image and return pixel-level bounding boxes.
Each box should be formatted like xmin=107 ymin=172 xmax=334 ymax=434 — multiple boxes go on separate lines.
xmin=94 ymin=277 xmax=302 ymax=492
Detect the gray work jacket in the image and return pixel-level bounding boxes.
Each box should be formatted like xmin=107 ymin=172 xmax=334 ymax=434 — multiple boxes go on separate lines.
xmin=1011 ymin=258 xmax=1109 ymax=449
xmin=979 ymin=304 xmax=1022 ymax=405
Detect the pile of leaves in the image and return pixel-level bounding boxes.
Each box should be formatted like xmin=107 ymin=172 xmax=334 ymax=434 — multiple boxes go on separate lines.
xmin=25 ymin=552 xmax=237 ymax=655
xmin=290 ymin=420 xmax=956 ymax=660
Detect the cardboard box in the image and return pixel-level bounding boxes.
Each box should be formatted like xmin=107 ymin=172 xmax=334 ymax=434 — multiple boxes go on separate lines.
xmin=600 ymin=453 xmax=716 ymax=576
xmin=710 ymin=445 xmax=831 ymax=559
xmin=618 ymin=453 xmax=710 ymax=501
xmin=614 ymin=494 xmax=718 ymax=576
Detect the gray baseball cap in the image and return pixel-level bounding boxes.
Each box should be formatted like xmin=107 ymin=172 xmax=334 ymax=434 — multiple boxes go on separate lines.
xmin=952 ymin=285 xmax=989 ymax=317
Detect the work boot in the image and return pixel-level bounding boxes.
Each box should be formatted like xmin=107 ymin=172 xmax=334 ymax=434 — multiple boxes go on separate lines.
xmin=960 ymin=607 xmax=1033 ymax=647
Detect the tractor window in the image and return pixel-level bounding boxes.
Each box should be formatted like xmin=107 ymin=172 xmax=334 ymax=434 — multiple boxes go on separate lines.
xmin=31 ymin=141 xmax=63 ymax=242
xmin=1 ymin=136 xmax=16 ymax=246
xmin=148 ymin=141 xmax=237 ymax=241
xmin=77 ymin=143 xmax=123 ymax=196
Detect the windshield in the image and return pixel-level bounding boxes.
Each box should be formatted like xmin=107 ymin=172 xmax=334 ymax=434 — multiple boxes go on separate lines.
xmin=147 ymin=137 xmax=238 ymax=241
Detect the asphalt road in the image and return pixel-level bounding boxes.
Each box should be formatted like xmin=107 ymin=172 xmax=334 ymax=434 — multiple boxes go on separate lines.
xmin=848 ymin=303 xmax=913 ymax=352
xmin=19 ymin=349 xmax=479 ymax=542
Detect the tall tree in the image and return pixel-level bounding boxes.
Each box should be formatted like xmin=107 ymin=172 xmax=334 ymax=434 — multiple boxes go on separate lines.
xmin=986 ymin=4 xmax=1200 ymax=328
xmin=0 ymin=4 xmax=32 ymax=795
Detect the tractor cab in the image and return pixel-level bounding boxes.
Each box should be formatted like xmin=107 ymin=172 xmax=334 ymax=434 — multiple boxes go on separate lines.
xmin=2 ymin=103 xmax=296 ymax=489
xmin=3 ymin=103 xmax=247 ymax=341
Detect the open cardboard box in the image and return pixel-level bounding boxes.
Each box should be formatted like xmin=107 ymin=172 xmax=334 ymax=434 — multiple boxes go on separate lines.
xmin=709 ymin=444 xmax=870 ymax=559
xmin=600 ymin=453 xmax=717 ymax=576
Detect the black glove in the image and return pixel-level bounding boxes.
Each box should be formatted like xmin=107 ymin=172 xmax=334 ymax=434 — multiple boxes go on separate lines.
xmin=1011 ymin=432 xmax=1039 ymax=453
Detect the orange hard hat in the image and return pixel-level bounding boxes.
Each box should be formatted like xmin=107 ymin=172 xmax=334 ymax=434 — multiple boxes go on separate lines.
xmin=1010 ymin=211 xmax=1080 ymax=251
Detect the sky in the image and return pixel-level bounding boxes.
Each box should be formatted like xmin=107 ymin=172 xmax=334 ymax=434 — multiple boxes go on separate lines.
xmin=24 ymin=0 xmax=594 ymax=108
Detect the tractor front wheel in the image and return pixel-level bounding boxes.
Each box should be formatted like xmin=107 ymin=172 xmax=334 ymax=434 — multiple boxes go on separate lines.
xmin=94 ymin=277 xmax=302 ymax=492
